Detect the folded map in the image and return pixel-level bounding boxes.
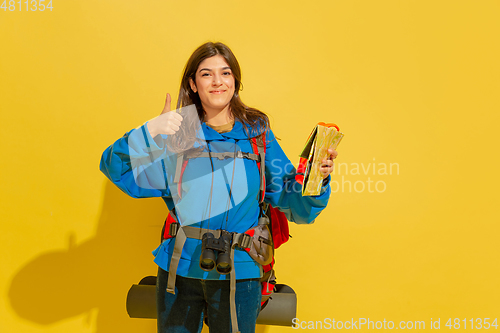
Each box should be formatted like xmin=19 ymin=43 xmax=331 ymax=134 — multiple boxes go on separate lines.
xmin=298 ymin=123 xmax=344 ymax=196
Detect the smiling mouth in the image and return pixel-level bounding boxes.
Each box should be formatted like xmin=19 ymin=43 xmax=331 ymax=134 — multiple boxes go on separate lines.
xmin=210 ymin=90 xmax=226 ymax=94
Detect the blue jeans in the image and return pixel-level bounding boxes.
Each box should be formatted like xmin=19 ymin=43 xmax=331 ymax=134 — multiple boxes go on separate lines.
xmin=156 ymin=267 xmax=261 ymax=333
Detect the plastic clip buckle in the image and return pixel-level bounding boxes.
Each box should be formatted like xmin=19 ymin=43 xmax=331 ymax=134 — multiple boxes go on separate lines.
xmin=169 ymin=222 xmax=179 ymax=237
xmin=237 ymin=233 xmax=253 ymax=249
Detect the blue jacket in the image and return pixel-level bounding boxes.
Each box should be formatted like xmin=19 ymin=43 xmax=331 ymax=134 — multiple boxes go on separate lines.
xmin=100 ymin=119 xmax=331 ymax=280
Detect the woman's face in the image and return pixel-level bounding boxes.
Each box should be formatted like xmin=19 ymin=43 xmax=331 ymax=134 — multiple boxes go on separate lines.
xmin=189 ymin=55 xmax=235 ymax=115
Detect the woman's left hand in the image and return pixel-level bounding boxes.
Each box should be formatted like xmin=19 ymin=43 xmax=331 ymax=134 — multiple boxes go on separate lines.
xmin=320 ymin=148 xmax=338 ymax=179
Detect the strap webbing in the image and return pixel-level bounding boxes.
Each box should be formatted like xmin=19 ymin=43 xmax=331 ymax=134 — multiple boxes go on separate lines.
xmin=166 ymin=227 xmax=186 ymax=294
xmin=230 ymin=245 xmax=240 ymax=333
xmin=183 ymin=226 xmax=223 ymax=239
xmin=192 ymin=151 xmax=259 ymax=161
xmin=258 ymin=147 xmax=265 ymax=203
xmin=251 ymin=135 xmax=266 ymax=204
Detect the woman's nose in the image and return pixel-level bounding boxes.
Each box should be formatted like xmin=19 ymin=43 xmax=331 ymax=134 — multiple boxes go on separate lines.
xmin=212 ymin=73 xmax=222 ymax=85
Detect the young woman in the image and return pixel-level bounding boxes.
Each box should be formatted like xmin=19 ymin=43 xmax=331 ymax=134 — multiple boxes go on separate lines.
xmin=100 ymin=41 xmax=338 ymax=333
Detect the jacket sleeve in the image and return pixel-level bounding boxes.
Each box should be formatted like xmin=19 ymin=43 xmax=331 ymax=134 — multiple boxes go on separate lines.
xmin=264 ymin=129 xmax=331 ymax=224
xmin=99 ymin=122 xmax=172 ymax=199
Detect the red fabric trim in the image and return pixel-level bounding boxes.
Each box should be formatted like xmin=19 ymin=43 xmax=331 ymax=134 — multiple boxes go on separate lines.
xmin=251 ymin=137 xmax=260 ymax=170
xmin=177 ymin=160 xmax=189 ymax=199
xmin=261 ymin=281 xmax=274 ymax=296
xmin=295 ymin=157 xmax=308 ymax=185
xmin=250 ymin=136 xmax=266 ymax=203
xmin=269 ymin=206 xmax=289 ymax=249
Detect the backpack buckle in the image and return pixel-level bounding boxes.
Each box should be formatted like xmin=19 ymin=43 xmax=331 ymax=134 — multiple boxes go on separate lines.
xmin=169 ymin=222 xmax=179 ymax=237
xmin=234 ymin=232 xmax=252 ymax=249
xmin=236 ymin=151 xmax=251 ymax=159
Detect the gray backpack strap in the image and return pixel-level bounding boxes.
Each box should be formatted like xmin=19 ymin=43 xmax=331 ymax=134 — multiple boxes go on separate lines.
xmin=229 ymin=244 xmax=240 ymax=333
xmin=166 ymin=227 xmax=187 ymax=294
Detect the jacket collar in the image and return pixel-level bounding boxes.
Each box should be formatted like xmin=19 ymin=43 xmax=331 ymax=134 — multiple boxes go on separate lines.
xmin=198 ymin=119 xmax=264 ymax=141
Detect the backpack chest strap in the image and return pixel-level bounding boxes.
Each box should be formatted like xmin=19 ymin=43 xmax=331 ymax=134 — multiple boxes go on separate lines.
xmin=172 ymin=150 xmax=260 ymax=186
xmin=191 ymin=151 xmax=260 ymax=161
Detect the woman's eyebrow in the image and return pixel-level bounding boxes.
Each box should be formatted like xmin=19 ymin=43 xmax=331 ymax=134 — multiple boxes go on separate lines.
xmin=199 ymin=66 xmax=232 ymax=72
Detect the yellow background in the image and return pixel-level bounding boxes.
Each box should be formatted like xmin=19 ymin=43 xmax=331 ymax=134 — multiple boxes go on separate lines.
xmin=1 ymin=1 xmax=499 ymax=332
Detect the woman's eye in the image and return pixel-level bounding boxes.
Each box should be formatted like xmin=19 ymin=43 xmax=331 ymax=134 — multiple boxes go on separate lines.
xmin=223 ymin=72 xmax=231 ymax=75
xmin=202 ymin=73 xmax=210 ymax=77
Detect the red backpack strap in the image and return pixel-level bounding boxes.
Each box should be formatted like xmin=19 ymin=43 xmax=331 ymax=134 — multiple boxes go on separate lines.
xmin=251 ymin=133 xmax=266 ymax=203
xmin=251 ymin=133 xmax=290 ymax=248
xmin=177 ymin=160 xmax=189 ymax=199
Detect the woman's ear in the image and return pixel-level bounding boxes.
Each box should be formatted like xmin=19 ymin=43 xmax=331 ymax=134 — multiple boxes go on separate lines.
xmin=189 ymin=78 xmax=197 ymax=93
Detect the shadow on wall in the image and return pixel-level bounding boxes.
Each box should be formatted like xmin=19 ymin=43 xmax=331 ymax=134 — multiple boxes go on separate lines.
xmin=8 ymin=181 xmax=268 ymax=333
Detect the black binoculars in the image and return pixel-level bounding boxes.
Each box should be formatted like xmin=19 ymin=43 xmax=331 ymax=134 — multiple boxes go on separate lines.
xmin=200 ymin=230 xmax=232 ymax=274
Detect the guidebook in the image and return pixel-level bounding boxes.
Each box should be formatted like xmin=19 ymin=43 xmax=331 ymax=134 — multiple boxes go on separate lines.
xmin=297 ymin=122 xmax=344 ymax=196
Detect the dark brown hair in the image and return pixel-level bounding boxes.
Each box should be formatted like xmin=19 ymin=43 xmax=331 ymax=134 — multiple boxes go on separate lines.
xmin=168 ymin=42 xmax=270 ymax=152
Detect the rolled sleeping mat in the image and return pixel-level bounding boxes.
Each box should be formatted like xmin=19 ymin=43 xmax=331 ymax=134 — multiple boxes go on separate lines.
xmin=126 ymin=276 xmax=157 ymax=319
xmin=126 ymin=276 xmax=297 ymax=326
xmin=257 ymin=284 xmax=297 ymax=326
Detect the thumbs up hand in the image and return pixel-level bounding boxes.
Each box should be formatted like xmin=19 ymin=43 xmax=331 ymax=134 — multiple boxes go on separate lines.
xmin=147 ymin=93 xmax=184 ymax=138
